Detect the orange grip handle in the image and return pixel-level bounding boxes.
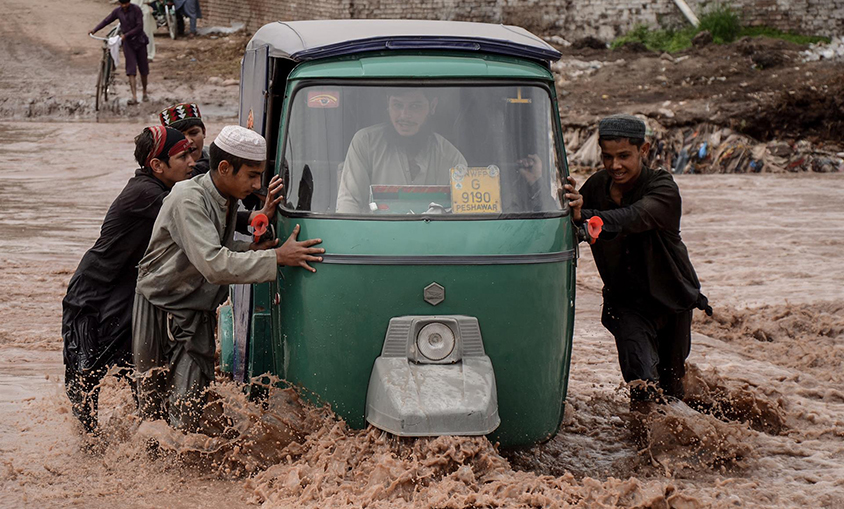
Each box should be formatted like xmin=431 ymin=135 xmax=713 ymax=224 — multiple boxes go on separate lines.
xmin=251 ymin=213 xmax=269 ymax=242
xmin=587 ymin=216 xmax=603 ymax=244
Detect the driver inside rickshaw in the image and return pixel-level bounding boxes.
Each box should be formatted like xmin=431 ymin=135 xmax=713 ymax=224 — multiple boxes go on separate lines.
xmin=335 ymin=88 xmax=544 ymax=214
xmin=335 ymin=88 xmax=463 ymax=213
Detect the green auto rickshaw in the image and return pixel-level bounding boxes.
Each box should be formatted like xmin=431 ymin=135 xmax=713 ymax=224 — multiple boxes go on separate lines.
xmin=220 ymin=19 xmax=576 ymax=447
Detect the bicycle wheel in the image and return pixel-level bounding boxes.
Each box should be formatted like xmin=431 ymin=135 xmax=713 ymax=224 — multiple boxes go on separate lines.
xmin=166 ymin=5 xmax=176 ymax=39
xmin=103 ymin=52 xmax=113 ymax=103
xmin=95 ymin=51 xmax=106 ymax=111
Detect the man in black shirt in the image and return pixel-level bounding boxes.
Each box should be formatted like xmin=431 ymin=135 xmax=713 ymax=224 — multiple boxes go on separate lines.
xmin=62 ymin=126 xmax=194 ymax=434
xmin=566 ymin=114 xmax=711 ymax=409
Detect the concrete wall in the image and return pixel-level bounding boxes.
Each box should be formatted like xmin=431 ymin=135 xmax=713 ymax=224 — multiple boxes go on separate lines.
xmin=203 ymin=0 xmax=843 ymax=39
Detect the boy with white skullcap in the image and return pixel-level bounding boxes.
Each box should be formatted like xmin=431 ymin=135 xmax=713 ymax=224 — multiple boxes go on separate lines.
xmin=132 ymin=125 xmax=324 ymax=432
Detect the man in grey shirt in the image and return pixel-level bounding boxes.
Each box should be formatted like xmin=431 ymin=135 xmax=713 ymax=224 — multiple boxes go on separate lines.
xmin=335 ymin=89 xmax=467 ymax=214
xmin=133 ymin=125 xmax=324 ymax=432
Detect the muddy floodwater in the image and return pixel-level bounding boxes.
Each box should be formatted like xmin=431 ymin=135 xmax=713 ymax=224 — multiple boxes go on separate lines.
xmin=1 ymin=121 xmax=843 ymax=508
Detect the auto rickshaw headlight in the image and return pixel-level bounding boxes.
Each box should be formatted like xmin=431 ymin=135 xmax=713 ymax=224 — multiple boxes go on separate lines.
xmin=416 ymin=322 xmax=455 ymax=361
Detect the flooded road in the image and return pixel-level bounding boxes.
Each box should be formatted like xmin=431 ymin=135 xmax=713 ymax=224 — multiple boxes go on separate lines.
xmin=1 ymin=121 xmax=843 ymax=507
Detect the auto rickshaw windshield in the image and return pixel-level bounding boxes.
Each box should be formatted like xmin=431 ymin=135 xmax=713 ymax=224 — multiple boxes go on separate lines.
xmin=281 ymin=84 xmax=565 ymax=217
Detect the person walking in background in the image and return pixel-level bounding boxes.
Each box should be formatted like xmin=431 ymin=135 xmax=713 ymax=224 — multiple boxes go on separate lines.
xmin=174 ymin=0 xmax=201 ymax=38
xmin=130 ymin=0 xmax=156 ymax=62
xmin=90 ymin=0 xmax=150 ymax=104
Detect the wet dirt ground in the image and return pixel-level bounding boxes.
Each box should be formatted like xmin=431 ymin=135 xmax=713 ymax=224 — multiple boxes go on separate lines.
xmin=2 ymin=0 xmax=844 ymax=506
xmin=2 ymin=120 xmax=843 ymax=507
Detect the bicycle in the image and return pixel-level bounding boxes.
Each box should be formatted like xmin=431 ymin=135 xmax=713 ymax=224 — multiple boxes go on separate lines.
xmin=89 ymin=25 xmax=121 ymax=111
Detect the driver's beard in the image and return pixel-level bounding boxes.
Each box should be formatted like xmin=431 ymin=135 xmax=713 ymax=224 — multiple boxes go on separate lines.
xmin=389 ymin=121 xmax=434 ymax=160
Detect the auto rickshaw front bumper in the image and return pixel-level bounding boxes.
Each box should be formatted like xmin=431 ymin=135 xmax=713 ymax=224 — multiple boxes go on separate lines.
xmin=365 ymin=316 xmax=500 ymax=436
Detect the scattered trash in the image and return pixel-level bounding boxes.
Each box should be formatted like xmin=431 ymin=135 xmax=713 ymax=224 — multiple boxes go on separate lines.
xmin=801 ymin=36 xmax=844 ymax=62
xmin=565 ymin=118 xmax=844 ymax=174
xmin=544 ymin=35 xmax=572 ymax=47
xmin=552 ymin=58 xmax=606 ymax=81
xmin=196 ymin=22 xmax=245 ymax=36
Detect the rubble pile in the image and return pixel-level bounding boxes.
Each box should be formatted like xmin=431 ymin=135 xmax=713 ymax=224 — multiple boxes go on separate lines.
xmin=801 ymin=36 xmax=844 ymax=62
xmin=551 ymin=57 xmax=608 ymax=83
xmin=565 ymin=119 xmax=844 ymax=174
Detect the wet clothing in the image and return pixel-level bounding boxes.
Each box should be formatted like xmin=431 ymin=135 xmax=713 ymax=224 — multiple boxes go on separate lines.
xmin=62 ymin=169 xmax=170 ymax=432
xmin=133 ymin=294 xmax=215 ymax=429
xmin=578 ymin=165 xmax=708 ymax=400
xmin=135 ymin=172 xmax=276 ymax=306
xmin=601 ymin=301 xmax=692 ymax=400
xmin=133 ymin=172 xmax=276 ymax=430
xmin=65 ymin=364 xmax=137 ymax=434
xmin=336 ymin=123 xmax=467 ymax=213
xmin=578 ymin=166 xmax=705 ymax=315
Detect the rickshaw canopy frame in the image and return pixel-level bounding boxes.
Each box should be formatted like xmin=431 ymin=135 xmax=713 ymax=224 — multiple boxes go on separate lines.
xmin=246 ymin=19 xmax=562 ymax=65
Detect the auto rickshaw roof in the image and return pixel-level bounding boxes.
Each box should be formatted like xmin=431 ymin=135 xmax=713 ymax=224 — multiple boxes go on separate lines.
xmin=247 ymin=20 xmax=561 ymax=64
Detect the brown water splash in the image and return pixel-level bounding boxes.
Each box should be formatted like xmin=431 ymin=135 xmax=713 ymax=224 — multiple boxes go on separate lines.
xmin=246 ymin=420 xmax=698 ymax=508
xmin=135 ymin=382 xmax=328 ymax=477
xmin=637 ymin=399 xmax=754 ymax=477
xmin=684 ymin=363 xmax=788 ymax=435
xmin=103 ymin=378 xmax=706 ymax=507
xmin=694 ymin=301 xmax=844 ymax=383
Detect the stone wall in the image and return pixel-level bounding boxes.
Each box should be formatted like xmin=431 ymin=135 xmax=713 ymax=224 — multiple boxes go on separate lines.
xmin=203 ymin=0 xmax=843 ymax=39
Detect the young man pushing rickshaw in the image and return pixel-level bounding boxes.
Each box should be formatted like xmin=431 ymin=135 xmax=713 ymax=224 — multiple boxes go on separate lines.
xmin=565 ymin=114 xmax=712 ymax=413
xmin=132 ymin=125 xmax=325 ymax=432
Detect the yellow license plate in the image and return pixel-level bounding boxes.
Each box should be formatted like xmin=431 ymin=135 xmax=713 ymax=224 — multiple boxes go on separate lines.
xmin=450 ymin=166 xmax=502 ymax=214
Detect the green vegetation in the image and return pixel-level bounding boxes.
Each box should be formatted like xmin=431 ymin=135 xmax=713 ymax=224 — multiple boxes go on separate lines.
xmin=698 ymin=4 xmax=742 ymax=43
xmin=611 ymin=5 xmax=830 ymax=53
xmin=611 ymin=24 xmax=696 ymax=53
xmin=739 ymin=26 xmax=829 ymax=46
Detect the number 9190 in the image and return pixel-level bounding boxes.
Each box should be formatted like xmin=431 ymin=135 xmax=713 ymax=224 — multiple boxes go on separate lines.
xmin=461 ymin=191 xmax=491 ymax=203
